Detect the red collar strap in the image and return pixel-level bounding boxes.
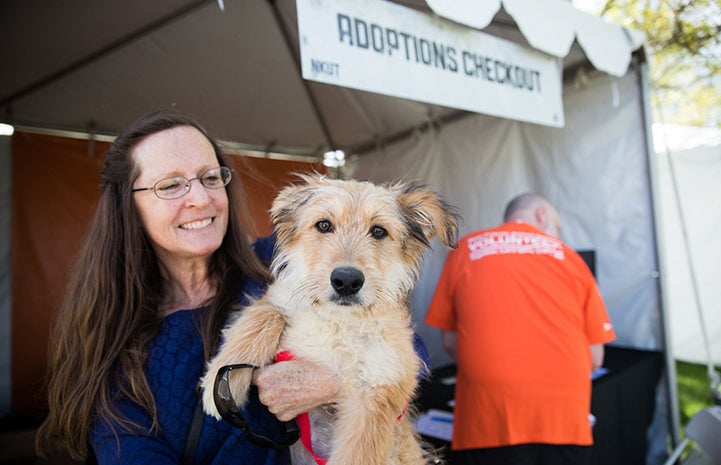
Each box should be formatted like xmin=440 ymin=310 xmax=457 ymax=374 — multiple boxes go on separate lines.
xmin=273 ymin=350 xmax=408 ymax=464
xmin=275 ymin=350 xmax=328 ymax=465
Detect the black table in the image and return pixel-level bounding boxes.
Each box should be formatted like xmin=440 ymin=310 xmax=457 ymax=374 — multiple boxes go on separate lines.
xmin=590 ymin=346 xmax=664 ymax=465
xmin=414 ymin=346 xmax=664 ymax=465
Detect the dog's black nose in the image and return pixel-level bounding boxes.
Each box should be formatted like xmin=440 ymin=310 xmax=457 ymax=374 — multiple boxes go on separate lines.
xmin=330 ymin=267 xmax=365 ymax=296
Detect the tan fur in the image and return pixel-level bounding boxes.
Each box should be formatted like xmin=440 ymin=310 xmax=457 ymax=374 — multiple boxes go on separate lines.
xmin=201 ymin=174 xmax=458 ymax=465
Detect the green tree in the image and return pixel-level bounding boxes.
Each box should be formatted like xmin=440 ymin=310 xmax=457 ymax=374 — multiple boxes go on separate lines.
xmin=592 ymin=0 xmax=721 ymax=127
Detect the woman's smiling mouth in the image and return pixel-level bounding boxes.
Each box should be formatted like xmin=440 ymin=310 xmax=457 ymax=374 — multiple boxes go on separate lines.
xmin=180 ymin=218 xmax=213 ymax=230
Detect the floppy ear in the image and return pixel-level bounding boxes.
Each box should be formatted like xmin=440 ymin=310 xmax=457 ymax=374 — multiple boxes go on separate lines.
xmin=393 ymin=181 xmax=460 ymax=249
xmin=269 ymin=182 xmax=316 ymax=249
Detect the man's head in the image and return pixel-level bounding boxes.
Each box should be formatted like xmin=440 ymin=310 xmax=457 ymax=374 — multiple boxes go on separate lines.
xmin=503 ymin=193 xmax=561 ymax=238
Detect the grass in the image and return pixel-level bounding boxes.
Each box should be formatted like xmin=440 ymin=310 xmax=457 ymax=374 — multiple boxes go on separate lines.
xmin=675 ymin=360 xmax=720 ymax=426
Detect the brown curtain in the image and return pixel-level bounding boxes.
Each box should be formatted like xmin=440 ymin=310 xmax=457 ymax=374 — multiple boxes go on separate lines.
xmin=10 ymin=131 xmax=323 ymax=418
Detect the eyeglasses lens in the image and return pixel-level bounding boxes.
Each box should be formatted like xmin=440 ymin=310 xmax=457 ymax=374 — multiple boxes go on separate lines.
xmin=201 ymin=167 xmax=232 ymax=189
xmin=153 ymin=167 xmax=231 ymax=199
xmin=154 ymin=177 xmax=186 ymax=199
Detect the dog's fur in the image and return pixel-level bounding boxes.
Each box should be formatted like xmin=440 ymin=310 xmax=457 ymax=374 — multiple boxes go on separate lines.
xmin=201 ymin=174 xmax=458 ymax=465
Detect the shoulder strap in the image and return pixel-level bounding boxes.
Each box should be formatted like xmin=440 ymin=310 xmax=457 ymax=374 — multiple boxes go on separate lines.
xmin=180 ymin=395 xmax=205 ymax=465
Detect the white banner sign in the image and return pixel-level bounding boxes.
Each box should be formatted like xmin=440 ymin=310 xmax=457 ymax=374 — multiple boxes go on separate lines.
xmin=297 ymin=0 xmax=565 ymax=127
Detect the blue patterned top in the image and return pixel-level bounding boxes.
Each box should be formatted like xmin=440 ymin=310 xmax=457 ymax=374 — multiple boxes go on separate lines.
xmin=89 ymin=238 xmax=289 ymax=464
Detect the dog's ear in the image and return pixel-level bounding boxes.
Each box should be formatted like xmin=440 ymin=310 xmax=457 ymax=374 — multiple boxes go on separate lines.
xmin=393 ymin=181 xmax=460 ymax=249
xmin=269 ymin=182 xmax=316 ymax=247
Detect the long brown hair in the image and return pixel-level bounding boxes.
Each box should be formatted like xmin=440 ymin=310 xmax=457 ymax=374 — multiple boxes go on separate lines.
xmin=35 ymin=110 xmax=271 ymax=460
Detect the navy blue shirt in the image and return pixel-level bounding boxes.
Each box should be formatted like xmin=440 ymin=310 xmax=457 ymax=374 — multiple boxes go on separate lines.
xmin=90 ymin=237 xmax=288 ymax=464
xmin=90 ymin=306 xmax=290 ymax=464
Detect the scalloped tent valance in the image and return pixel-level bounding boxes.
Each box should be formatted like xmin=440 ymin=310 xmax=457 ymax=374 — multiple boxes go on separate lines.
xmin=425 ymin=0 xmax=645 ymax=76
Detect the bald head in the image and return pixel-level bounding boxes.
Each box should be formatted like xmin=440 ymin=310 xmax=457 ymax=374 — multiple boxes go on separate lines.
xmin=503 ymin=193 xmax=561 ymax=238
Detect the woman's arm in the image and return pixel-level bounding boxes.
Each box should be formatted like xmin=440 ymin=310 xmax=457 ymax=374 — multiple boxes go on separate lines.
xmin=251 ymin=332 xmax=432 ymax=421
xmin=89 ymin=402 xmax=179 ymax=465
xmin=252 ymin=360 xmax=341 ymax=422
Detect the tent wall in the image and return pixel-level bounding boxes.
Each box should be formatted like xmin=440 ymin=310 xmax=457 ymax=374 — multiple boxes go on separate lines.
xmin=657 ymin=136 xmax=721 ymax=365
xmin=11 ymin=133 xmax=110 ymax=418
xmin=348 ymin=66 xmax=662 ymax=368
xmin=8 ymin=132 xmax=323 ymax=417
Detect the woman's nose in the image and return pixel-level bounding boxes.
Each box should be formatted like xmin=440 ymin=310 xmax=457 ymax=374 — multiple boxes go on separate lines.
xmin=183 ymin=178 xmax=212 ymax=205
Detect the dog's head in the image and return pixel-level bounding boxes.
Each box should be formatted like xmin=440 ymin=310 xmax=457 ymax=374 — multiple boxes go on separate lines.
xmin=268 ymin=173 xmax=459 ymax=318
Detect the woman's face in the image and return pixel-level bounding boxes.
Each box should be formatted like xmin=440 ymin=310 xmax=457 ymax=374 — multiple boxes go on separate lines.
xmin=131 ymin=125 xmax=229 ymax=268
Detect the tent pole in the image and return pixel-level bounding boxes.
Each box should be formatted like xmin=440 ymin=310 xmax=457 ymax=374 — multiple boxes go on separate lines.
xmin=10 ymin=124 xmax=319 ymax=163
xmin=638 ymin=55 xmax=682 ymax=448
xmin=350 ymin=109 xmax=470 ymax=156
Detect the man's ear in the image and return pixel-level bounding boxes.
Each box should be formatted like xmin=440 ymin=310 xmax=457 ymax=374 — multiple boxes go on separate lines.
xmin=534 ymin=206 xmax=547 ymax=228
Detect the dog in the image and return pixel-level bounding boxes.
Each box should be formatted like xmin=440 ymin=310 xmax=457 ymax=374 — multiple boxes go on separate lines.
xmin=201 ymin=173 xmax=458 ymax=465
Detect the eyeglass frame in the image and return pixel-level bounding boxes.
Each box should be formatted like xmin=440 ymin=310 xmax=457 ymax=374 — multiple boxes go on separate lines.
xmin=213 ymin=363 xmax=300 ymax=449
xmin=131 ymin=166 xmax=232 ymax=200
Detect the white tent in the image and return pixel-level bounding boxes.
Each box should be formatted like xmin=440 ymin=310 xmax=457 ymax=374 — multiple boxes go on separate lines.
xmin=654 ymin=123 xmax=721 ymax=367
xmin=0 ymin=0 xmax=679 ymax=462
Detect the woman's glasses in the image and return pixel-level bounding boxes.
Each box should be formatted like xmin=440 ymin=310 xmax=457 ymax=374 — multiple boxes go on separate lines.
xmin=214 ymin=363 xmax=300 ymax=449
xmin=132 ymin=166 xmax=232 ymax=200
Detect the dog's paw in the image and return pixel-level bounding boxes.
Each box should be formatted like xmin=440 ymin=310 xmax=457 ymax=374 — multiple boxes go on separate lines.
xmin=200 ymin=366 xmax=222 ymax=420
xmin=226 ymin=367 xmax=254 ymax=407
xmin=200 ymin=360 xmax=255 ymax=420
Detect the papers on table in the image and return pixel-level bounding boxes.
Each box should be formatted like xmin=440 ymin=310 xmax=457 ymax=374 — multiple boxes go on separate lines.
xmin=416 ymin=366 xmax=606 ymax=442
xmin=416 ymin=408 xmax=454 ymax=442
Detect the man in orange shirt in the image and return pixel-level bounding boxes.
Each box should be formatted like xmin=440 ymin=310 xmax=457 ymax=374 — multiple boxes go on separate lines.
xmin=426 ymin=193 xmax=616 ymax=465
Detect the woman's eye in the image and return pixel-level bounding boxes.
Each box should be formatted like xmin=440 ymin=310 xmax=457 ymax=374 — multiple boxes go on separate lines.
xmin=202 ymin=170 xmax=231 ymax=189
xmin=156 ymin=179 xmax=183 ymax=192
xmin=315 ymin=220 xmax=333 ymax=233
xmin=370 ymin=225 xmax=388 ymax=239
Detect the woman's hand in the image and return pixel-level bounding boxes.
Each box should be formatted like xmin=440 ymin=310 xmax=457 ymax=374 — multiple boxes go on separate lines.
xmin=252 ymin=360 xmax=340 ymax=421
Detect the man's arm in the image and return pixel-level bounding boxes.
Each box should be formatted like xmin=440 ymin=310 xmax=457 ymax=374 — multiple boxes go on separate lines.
xmin=590 ymin=343 xmax=605 ymax=371
xmin=441 ymin=330 xmax=457 ymax=361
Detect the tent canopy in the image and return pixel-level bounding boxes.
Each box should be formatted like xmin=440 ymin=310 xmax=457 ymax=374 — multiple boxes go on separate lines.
xmin=1 ymin=0 xmax=643 ymax=158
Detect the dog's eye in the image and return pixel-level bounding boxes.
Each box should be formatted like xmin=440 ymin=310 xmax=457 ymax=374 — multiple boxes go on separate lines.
xmin=370 ymin=225 xmax=388 ymax=239
xmin=315 ymin=220 xmax=334 ymax=233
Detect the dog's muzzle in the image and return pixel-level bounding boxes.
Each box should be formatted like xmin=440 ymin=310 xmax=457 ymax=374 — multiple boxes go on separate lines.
xmin=330 ymin=266 xmax=364 ymax=302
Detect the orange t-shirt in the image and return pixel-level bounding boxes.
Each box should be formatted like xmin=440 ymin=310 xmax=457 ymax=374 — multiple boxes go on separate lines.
xmin=425 ymin=222 xmax=616 ymax=450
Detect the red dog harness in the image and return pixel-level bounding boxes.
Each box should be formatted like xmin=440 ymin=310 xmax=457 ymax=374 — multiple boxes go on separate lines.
xmin=275 ymin=350 xmax=328 ymax=465
xmin=274 ymin=350 xmax=409 ymax=465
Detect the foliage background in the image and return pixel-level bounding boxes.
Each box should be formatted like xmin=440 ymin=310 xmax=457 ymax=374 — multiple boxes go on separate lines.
xmin=575 ymin=0 xmax=721 ymax=128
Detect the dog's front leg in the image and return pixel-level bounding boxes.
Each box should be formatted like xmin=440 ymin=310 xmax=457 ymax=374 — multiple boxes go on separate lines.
xmin=200 ymin=299 xmax=286 ymax=419
xmin=327 ymin=385 xmax=410 ymax=465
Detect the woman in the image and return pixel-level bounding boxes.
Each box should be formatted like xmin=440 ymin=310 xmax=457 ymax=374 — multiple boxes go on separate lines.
xmin=35 ymin=110 xmax=339 ymax=464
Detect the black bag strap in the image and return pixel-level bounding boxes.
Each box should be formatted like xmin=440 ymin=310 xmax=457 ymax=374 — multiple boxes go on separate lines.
xmin=180 ymin=392 xmax=205 ymax=465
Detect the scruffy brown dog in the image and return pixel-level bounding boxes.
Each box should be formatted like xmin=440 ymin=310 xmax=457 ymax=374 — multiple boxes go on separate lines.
xmin=201 ymin=174 xmax=458 ymax=465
